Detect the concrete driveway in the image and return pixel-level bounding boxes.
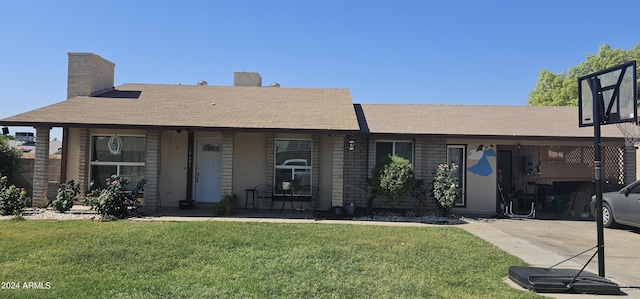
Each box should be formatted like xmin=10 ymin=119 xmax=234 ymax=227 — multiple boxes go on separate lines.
xmin=463 ymin=218 xmax=640 ymax=298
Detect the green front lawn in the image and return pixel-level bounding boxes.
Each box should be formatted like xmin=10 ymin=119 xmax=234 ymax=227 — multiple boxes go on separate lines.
xmin=0 ymin=220 xmax=541 ymax=298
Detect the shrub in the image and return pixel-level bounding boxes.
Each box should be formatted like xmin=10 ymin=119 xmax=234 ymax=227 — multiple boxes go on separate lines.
xmin=367 ymin=156 xmax=415 ymax=212
xmin=430 ymin=163 xmax=462 ymax=216
xmin=379 ymin=156 xmax=415 ymax=201
xmin=214 ymin=194 xmax=237 ymax=216
xmin=47 ymin=180 xmax=80 ymax=213
xmin=84 ymin=175 xmax=146 ymax=219
xmin=0 ymin=175 xmax=26 ymax=216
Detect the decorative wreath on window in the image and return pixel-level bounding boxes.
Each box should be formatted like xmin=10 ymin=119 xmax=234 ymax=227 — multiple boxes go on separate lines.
xmin=108 ymin=135 xmax=122 ymax=155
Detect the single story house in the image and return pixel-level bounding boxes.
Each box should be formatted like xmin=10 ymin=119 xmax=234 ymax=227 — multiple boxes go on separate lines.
xmin=1 ymin=53 xmax=634 ymax=216
xmin=0 ymin=53 xmax=359 ymax=213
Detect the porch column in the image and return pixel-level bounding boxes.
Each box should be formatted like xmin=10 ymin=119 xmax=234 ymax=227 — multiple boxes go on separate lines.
xmin=265 ymin=134 xmax=275 ymax=185
xmin=312 ymin=135 xmax=319 ymax=190
xmin=331 ymin=135 xmax=345 ymax=206
xmin=77 ymin=128 xmax=90 ymax=195
xmin=141 ymin=130 xmax=160 ymax=213
xmin=222 ymin=133 xmax=234 ymax=195
xmin=624 ymin=145 xmax=636 ymax=184
xmin=32 ymin=127 xmax=51 ymax=207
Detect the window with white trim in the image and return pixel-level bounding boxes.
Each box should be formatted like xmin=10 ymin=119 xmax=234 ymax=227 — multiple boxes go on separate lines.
xmin=274 ymin=139 xmax=312 ymax=196
xmin=90 ymin=135 xmax=146 ymax=191
xmin=447 ymin=145 xmax=466 ymax=206
xmin=375 ymin=141 xmax=413 ymax=164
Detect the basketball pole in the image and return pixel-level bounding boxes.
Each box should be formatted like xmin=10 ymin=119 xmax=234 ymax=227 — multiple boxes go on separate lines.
xmin=591 ymin=76 xmax=606 ymax=277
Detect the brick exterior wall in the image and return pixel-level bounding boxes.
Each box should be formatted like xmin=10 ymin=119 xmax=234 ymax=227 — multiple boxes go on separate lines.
xmin=331 ymin=135 xmax=345 ymax=206
xmin=265 ymin=134 xmax=274 ymax=186
xmin=67 ymin=53 xmax=115 ymax=99
xmin=312 ymin=135 xmax=319 ymax=192
xmin=343 ymin=136 xmax=447 ymax=213
xmin=32 ymin=127 xmax=50 ymax=207
xmin=343 ymin=135 xmax=369 ymax=206
xmin=77 ymin=128 xmax=90 ymax=195
xmin=222 ymin=133 xmax=234 ymax=195
xmin=141 ymin=131 xmax=160 ymax=213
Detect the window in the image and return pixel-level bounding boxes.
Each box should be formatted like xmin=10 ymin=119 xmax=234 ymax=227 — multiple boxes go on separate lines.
xmin=274 ymin=139 xmax=312 ymax=196
xmin=90 ymin=135 xmax=146 ymax=191
xmin=447 ymin=145 xmax=466 ymax=206
xmin=630 ymin=182 xmax=640 ymax=194
xmin=375 ymin=141 xmax=413 ymax=164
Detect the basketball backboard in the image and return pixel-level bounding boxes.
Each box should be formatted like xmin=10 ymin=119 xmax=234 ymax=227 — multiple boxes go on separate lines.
xmin=578 ymin=61 xmax=637 ymax=127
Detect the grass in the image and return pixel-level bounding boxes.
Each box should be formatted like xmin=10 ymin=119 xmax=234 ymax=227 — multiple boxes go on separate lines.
xmin=0 ymin=220 xmax=543 ymax=299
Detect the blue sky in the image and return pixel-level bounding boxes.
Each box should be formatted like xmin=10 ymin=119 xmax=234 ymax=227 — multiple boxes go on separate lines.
xmin=1 ymin=1 xmax=638 ymax=140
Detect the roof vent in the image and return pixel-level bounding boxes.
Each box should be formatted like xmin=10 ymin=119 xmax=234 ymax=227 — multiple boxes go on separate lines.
xmin=197 ymin=80 xmax=208 ymax=86
xmin=269 ymin=82 xmax=280 ymax=88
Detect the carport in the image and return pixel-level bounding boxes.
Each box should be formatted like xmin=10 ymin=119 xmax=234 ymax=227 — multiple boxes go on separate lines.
xmin=496 ymin=143 xmax=629 ymax=219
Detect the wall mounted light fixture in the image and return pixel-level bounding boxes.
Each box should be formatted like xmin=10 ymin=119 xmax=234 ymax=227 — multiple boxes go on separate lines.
xmin=348 ymin=140 xmax=355 ymax=151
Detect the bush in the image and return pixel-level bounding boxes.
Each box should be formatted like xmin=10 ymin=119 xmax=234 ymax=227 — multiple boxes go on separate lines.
xmin=84 ymin=175 xmax=146 ymax=219
xmin=430 ymin=163 xmax=462 ymax=216
xmin=214 ymin=194 xmax=237 ymax=216
xmin=367 ymin=156 xmax=415 ymax=212
xmin=46 ymin=180 xmax=80 ymax=213
xmin=378 ymin=156 xmax=415 ymax=201
xmin=0 ymin=175 xmax=26 ymax=216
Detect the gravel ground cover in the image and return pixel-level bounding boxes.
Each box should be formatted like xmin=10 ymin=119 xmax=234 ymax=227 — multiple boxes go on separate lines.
xmin=1 ymin=208 xmax=474 ymax=224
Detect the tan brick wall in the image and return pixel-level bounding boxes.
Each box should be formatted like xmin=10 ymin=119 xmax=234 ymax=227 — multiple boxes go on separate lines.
xmin=265 ymin=134 xmax=274 ymax=186
xmin=67 ymin=53 xmax=115 ymax=99
xmin=32 ymin=127 xmax=51 ymax=207
xmin=140 ymin=131 xmax=160 ymax=213
xmin=222 ymin=133 xmax=234 ymax=195
xmin=331 ymin=135 xmax=344 ymax=206
xmin=77 ymin=128 xmax=90 ymax=195
xmin=312 ymin=135 xmax=319 ymax=193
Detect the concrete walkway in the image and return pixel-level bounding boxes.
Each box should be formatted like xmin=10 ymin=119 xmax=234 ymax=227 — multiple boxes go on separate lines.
xmin=462 ymin=218 xmax=640 ymax=299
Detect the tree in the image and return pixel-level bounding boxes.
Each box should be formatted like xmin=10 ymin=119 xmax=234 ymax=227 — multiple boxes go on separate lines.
xmin=0 ymin=135 xmax=22 ymax=184
xmin=527 ymin=43 xmax=640 ymax=106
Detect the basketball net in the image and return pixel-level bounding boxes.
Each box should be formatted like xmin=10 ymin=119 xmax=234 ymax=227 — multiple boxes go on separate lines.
xmin=616 ymin=118 xmax=640 ymax=147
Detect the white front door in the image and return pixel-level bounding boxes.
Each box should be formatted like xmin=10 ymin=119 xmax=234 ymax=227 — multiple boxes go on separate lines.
xmin=194 ymin=137 xmax=222 ymax=203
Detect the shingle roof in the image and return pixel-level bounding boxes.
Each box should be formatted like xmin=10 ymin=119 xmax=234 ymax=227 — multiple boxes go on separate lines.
xmin=0 ymin=84 xmax=360 ymax=132
xmin=357 ymin=104 xmax=625 ymax=139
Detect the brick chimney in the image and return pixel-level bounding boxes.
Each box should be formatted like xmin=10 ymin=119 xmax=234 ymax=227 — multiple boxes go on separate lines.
xmin=233 ymin=72 xmax=262 ymax=87
xmin=67 ymin=53 xmax=115 ymax=99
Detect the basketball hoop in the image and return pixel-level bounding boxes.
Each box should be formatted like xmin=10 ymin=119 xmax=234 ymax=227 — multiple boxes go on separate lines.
xmin=616 ymin=119 xmax=640 ymax=147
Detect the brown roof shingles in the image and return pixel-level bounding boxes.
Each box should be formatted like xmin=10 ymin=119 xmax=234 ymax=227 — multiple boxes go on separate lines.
xmin=2 ymin=84 xmax=627 ymax=139
xmin=0 ymin=84 xmax=360 ymax=132
xmin=359 ymin=104 xmax=625 ymax=138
